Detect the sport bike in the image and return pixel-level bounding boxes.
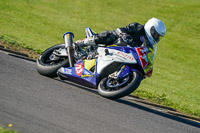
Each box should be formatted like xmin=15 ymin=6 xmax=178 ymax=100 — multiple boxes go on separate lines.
xmin=36 ymin=28 xmax=151 ymax=99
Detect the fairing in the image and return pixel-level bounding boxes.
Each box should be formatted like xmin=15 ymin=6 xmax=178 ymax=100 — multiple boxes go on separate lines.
xmin=58 ymin=61 xmax=99 ymax=88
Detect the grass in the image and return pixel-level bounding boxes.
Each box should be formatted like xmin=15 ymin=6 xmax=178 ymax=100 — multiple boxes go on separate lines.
xmin=0 ymin=0 xmax=200 ymax=118
xmin=0 ymin=127 xmax=17 ymax=133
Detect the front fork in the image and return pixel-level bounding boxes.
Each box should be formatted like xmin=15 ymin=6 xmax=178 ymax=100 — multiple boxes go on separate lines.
xmin=108 ymin=65 xmax=129 ymax=80
xmin=108 ymin=64 xmax=143 ymax=80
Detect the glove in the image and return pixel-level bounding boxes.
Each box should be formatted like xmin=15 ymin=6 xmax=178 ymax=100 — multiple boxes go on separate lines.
xmin=120 ymin=33 xmax=133 ymax=44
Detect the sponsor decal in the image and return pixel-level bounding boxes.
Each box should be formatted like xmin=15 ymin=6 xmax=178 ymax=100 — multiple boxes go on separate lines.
xmin=81 ymin=74 xmax=94 ymax=78
xmin=116 ymin=51 xmax=134 ymax=61
xmin=67 ymin=34 xmax=69 ymax=39
xmin=75 ymin=63 xmax=84 ymax=76
xmin=64 ymin=68 xmax=72 ymax=74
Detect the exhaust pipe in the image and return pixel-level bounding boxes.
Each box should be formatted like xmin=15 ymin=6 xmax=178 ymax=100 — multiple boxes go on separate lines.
xmin=63 ymin=32 xmax=74 ymax=67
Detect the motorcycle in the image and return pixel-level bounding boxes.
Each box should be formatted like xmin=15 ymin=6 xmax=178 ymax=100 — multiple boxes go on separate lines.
xmin=36 ymin=28 xmax=151 ymax=99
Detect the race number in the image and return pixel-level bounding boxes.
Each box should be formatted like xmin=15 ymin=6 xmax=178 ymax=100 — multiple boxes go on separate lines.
xmin=75 ymin=63 xmax=84 ymax=76
xmin=136 ymin=47 xmax=148 ymax=68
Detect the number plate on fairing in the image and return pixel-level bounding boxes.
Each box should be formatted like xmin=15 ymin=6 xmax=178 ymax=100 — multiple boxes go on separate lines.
xmin=135 ymin=47 xmax=149 ymax=69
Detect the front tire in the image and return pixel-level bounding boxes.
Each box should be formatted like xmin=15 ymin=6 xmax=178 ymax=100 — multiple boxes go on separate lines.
xmin=98 ymin=71 xmax=141 ymax=99
xmin=36 ymin=44 xmax=69 ymax=77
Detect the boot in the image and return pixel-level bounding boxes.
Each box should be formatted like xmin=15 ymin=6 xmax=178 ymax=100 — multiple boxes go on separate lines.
xmin=83 ymin=36 xmax=96 ymax=46
xmin=75 ymin=36 xmax=96 ymax=48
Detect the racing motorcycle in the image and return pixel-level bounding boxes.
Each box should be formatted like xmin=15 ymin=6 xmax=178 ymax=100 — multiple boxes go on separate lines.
xmin=36 ymin=28 xmax=151 ymax=99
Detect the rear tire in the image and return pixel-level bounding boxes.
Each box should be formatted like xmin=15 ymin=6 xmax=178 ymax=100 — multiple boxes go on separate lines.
xmin=36 ymin=44 xmax=69 ymax=77
xmin=98 ymin=71 xmax=141 ymax=99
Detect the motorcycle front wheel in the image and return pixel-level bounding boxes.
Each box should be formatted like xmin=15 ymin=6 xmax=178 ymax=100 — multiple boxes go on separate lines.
xmin=98 ymin=71 xmax=141 ymax=99
xmin=36 ymin=44 xmax=69 ymax=77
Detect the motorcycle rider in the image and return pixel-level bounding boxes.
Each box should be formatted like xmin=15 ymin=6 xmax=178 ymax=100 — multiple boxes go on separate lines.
xmin=75 ymin=17 xmax=166 ymax=77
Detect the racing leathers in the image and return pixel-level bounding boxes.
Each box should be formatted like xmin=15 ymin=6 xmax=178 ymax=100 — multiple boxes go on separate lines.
xmin=75 ymin=23 xmax=156 ymax=77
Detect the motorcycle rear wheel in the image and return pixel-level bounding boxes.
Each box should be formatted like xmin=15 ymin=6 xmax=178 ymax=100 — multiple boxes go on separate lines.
xmin=36 ymin=44 xmax=69 ymax=77
xmin=98 ymin=71 xmax=141 ymax=99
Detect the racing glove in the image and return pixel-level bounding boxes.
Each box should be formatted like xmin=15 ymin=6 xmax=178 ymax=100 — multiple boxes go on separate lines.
xmin=120 ymin=33 xmax=133 ymax=44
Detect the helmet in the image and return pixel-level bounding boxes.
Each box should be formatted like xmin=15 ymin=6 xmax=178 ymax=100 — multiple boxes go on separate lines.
xmin=144 ymin=17 xmax=166 ymax=45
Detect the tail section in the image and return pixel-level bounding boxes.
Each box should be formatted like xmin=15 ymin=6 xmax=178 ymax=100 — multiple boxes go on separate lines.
xmin=85 ymin=27 xmax=95 ymax=38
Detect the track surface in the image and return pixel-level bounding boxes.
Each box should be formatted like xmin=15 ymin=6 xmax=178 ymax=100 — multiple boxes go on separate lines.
xmin=0 ymin=51 xmax=199 ymax=133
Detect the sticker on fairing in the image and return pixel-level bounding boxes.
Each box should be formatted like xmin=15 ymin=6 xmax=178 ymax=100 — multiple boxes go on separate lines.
xmin=75 ymin=63 xmax=84 ymax=76
xmin=116 ymin=51 xmax=135 ymax=61
xmin=136 ymin=47 xmax=148 ymax=68
xmin=64 ymin=68 xmax=72 ymax=74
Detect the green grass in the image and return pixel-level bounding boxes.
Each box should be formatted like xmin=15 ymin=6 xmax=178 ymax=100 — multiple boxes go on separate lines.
xmin=0 ymin=127 xmax=17 ymax=133
xmin=0 ymin=0 xmax=200 ymax=117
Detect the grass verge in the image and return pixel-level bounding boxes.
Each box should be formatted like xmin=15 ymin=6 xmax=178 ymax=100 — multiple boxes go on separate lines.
xmin=133 ymin=90 xmax=200 ymax=117
xmin=0 ymin=36 xmax=40 ymax=59
xmin=0 ymin=127 xmax=17 ymax=133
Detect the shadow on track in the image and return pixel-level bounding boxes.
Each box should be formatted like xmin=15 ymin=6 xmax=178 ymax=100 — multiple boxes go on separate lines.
xmin=53 ymin=78 xmax=99 ymax=95
xmin=54 ymin=78 xmax=200 ymax=128
xmin=115 ymin=99 xmax=200 ymax=128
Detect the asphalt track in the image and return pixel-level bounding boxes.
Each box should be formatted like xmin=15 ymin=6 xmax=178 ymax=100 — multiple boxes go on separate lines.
xmin=0 ymin=50 xmax=199 ymax=133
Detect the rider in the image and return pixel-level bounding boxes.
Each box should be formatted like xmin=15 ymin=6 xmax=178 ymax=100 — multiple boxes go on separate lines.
xmin=75 ymin=17 xmax=166 ymax=77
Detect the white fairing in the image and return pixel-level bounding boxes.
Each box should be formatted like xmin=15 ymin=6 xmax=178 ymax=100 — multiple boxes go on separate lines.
xmin=97 ymin=47 xmax=137 ymax=74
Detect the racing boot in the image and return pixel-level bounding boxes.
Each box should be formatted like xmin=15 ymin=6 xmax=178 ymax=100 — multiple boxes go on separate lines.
xmin=74 ymin=36 xmax=97 ymax=49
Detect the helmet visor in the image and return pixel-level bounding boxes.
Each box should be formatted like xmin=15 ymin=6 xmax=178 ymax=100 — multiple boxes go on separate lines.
xmin=150 ymin=26 xmax=163 ymax=43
